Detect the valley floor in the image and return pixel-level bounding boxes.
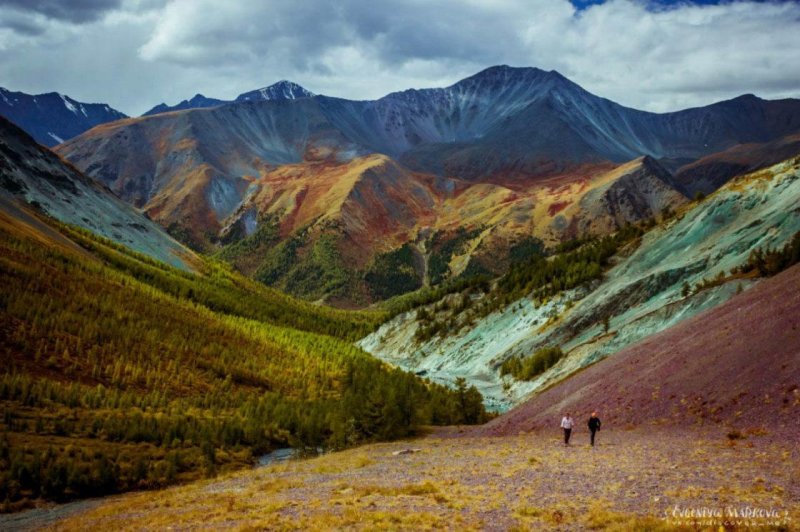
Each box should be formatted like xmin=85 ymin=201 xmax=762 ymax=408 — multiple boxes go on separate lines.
xmin=10 ymin=426 xmax=798 ymax=531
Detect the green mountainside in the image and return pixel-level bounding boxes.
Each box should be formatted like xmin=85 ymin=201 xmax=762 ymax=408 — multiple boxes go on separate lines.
xmin=0 ymin=203 xmax=487 ymax=511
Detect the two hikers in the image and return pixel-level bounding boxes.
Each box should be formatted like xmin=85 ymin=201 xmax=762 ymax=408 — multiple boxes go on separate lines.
xmin=560 ymin=412 xmax=601 ymax=446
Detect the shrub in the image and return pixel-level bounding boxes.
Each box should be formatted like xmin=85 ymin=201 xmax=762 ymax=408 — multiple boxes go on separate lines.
xmin=500 ymin=346 xmax=566 ymax=381
xmin=737 ymin=231 xmax=800 ymax=277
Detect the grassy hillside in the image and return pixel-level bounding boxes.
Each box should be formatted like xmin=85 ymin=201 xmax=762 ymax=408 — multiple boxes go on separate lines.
xmin=70 ymin=223 xmax=380 ymax=342
xmin=0 ymin=203 xmax=487 ymax=512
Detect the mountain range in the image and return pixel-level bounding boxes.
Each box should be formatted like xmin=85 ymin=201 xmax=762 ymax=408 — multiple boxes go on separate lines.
xmin=142 ymin=94 xmax=228 ymax=117
xmin=0 ymin=87 xmax=127 ymax=147
xmin=3 ymin=65 xmax=800 ymax=307
xmin=49 ymin=65 xmax=800 ymax=305
xmin=0 ymin=80 xmax=317 ymax=148
xmin=142 ymin=80 xmax=315 ymax=116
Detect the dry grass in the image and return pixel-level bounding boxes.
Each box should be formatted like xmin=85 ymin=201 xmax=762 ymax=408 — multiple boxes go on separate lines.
xmin=583 ymin=502 xmax=676 ymax=531
xmin=44 ymin=427 xmax=798 ymax=531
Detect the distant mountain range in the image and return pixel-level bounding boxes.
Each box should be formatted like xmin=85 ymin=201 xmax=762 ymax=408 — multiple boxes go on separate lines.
xmin=0 ymin=87 xmax=127 ymax=147
xmin=142 ymin=81 xmax=315 ymax=116
xmin=53 ymin=65 xmax=800 ymax=305
xmin=0 ymin=81 xmax=317 ymax=145
xmin=0 ymin=65 xmax=790 ymax=305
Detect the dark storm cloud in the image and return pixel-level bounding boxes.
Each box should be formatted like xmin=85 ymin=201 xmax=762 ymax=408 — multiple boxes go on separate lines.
xmin=138 ymin=0 xmax=540 ymax=69
xmin=336 ymin=0 xmax=533 ymax=65
xmin=0 ymin=0 xmax=798 ymax=116
xmin=0 ymin=9 xmax=47 ymax=34
xmin=0 ymin=0 xmax=123 ymax=23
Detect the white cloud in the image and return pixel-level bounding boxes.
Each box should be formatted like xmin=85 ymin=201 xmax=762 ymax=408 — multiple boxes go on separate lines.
xmin=1 ymin=0 xmax=798 ymax=115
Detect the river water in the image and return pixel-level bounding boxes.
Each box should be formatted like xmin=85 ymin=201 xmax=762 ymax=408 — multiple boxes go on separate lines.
xmin=0 ymin=448 xmax=298 ymax=531
xmin=256 ymin=447 xmax=295 ymax=467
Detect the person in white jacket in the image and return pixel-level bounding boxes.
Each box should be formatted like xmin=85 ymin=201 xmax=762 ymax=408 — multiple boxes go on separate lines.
xmin=560 ymin=413 xmax=575 ymax=445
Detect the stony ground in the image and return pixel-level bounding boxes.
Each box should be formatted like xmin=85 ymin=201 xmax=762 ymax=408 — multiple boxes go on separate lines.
xmin=21 ymin=425 xmax=798 ymax=531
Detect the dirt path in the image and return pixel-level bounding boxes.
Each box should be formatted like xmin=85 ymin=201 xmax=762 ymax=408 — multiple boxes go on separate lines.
xmin=44 ymin=426 xmax=799 ymax=530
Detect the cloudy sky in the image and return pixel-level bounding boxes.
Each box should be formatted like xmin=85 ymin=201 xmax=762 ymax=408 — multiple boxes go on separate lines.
xmin=1 ymin=0 xmax=799 ymax=116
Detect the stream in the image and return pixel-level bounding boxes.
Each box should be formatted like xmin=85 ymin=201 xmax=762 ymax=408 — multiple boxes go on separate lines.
xmin=0 ymin=448 xmax=298 ymax=531
xmin=256 ymin=447 xmax=295 ymax=467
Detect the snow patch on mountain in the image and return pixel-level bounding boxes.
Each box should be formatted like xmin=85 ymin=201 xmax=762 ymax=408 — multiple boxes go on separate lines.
xmin=60 ymin=94 xmax=78 ymax=114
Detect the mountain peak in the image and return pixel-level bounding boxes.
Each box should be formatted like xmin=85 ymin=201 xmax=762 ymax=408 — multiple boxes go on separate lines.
xmin=448 ymin=65 xmax=579 ymax=95
xmin=458 ymin=65 xmax=548 ymax=83
xmin=728 ymin=93 xmax=765 ymax=105
xmin=476 ymin=64 xmax=545 ymax=75
xmin=142 ymin=94 xmax=227 ymax=116
xmin=235 ymin=81 xmax=315 ymax=102
xmin=187 ymin=94 xmax=214 ymax=105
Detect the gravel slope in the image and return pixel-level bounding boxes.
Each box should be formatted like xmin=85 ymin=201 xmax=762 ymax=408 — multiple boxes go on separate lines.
xmin=477 ymin=263 xmax=800 ymax=438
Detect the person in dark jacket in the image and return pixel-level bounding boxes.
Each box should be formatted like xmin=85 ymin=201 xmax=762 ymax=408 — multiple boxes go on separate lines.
xmin=560 ymin=413 xmax=575 ymax=445
xmin=588 ymin=412 xmax=601 ymax=446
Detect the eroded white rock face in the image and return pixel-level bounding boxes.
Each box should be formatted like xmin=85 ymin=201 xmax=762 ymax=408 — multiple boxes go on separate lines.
xmin=360 ymin=292 xmax=575 ymax=411
xmin=359 ymin=158 xmax=800 ymax=411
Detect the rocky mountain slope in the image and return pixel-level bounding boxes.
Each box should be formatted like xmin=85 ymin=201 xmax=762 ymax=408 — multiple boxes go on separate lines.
xmin=673 ymin=132 xmax=800 ymax=196
xmin=0 ymin=116 xmax=193 ymax=270
xmin=360 ymin=156 xmax=800 ymax=409
xmin=478 ymin=261 xmax=800 ymax=437
xmin=218 ymin=154 xmax=685 ymax=305
xmin=0 ymin=87 xmax=126 ymax=147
